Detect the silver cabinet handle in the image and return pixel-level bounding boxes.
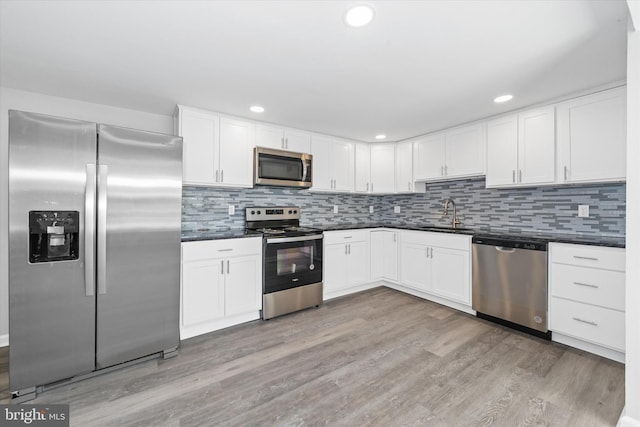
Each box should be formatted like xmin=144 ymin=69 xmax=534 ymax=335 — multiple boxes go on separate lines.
xmin=430 ymin=247 xmax=433 ymax=258
xmin=215 ymin=170 xmax=219 ymax=183
xmin=221 ymin=260 xmax=224 ymax=275
xmin=344 ymin=236 xmax=353 ymax=239
xmin=221 ymin=170 xmax=224 ymax=183
xmin=573 ymin=256 xmax=598 ymax=261
xmin=371 ymin=183 xmax=373 ymax=192
xmin=366 ymin=182 xmax=369 ymax=192
xmin=348 ymin=243 xmax=351 ymax=255
xmin=574 ymin=281 xmax=599 ymax=289
xmin=345 ymin=244 xmax=348 ymax=255
xmin=512 ymin=170 xmax=515 ymax=183
xmin=518 ymin=169 xmax=522 ymax=183
xmin=564 ymin=166 xmax=568 ymax=181
xmin=407 ymin=181 xmax=411 ymax=191
xmin=85 ymin=163 xmax=96 ymax=296
xmin=97 ymin=164 xmax=108 ymax=295
xmin=573 ymin=317 xmax=598 ymax=326
xmin=227 ymin=260 xmax=230 ymax=274
xmin=282 ymin=137 xmax=285 ymax=149
xmin=218 ymin=248 xmax=233 ymax=252
xmin=441 ymin=166 xmax=444 ymax=176
xmin=285 ymin=137 xmax=288 ymax=149
xmin=393 ymin=234 xmax=396 ymax=243
xmin=444 ymin=165 xmax=448 ymax=176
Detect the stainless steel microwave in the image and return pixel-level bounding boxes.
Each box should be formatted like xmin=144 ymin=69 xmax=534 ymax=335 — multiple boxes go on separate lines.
xmin=254 ymin=147 xmax=312 ymax=188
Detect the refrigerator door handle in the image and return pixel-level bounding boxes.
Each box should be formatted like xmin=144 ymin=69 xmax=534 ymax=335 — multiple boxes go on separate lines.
xmin=85 ymin=164 xmax=96 ymax=296
xmin=97 ymin=164 xmax=109 ymax=295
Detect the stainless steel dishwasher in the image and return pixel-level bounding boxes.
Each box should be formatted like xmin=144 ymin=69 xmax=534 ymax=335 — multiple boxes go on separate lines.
xmin=472 ymin=235 xmax=550 ymax=339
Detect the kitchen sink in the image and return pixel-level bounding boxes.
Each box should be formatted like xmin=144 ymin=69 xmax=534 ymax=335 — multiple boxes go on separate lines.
xmin=419 ymin=226 xmax=473 ymax=233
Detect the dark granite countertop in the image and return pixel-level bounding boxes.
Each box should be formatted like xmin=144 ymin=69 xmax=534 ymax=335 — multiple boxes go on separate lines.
xmin=181 ymin=228 xmax=263 ymax=242
xmin=320 ymin=224 xmax=625 ymax=248
xmin=182 ymin=224 xmax=625 ymax=248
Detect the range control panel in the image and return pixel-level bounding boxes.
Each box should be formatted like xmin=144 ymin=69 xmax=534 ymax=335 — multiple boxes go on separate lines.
xmin=246 ymin=207 xmax=300 ymax=221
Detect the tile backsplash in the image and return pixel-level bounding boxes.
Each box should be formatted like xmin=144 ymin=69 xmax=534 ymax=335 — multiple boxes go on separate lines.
xmin=183 ymin=178 xmax=625 ymax=237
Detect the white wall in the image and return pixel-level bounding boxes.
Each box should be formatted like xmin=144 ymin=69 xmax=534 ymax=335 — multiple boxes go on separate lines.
xmin=622 ymin=1 xmax=640 ymax=425
xmin=0 ymin=86 xmax=174 ymax=346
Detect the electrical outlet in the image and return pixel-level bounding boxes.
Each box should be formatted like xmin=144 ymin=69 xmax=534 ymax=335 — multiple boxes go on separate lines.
xmin=369 ymin=205 xmax=374 ymax=214
xmin=394 ymin=206 xmax=401 ymax=214
xmin=333 ymin=205 xmax=339 ymax=214
xmin=578 ymin=205 xmax=589 ymax=218
xmin=228 ymin=205 xmax=235 ymax=215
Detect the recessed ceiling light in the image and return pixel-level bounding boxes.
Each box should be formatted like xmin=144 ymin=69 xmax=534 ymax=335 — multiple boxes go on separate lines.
xmin=344 ymin=4 xmax=375 ymax=28
xmin=375 ymin=134 xmax=386 ymax=140
xmin=493 ymin=94 xmax=513 ymax=103
xmin=249 ymin=105 xmax=265 ymax=113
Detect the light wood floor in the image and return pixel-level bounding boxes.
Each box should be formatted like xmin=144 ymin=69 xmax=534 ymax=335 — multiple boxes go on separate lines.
xmin=0 ymin=287 xmax=625 ymax=426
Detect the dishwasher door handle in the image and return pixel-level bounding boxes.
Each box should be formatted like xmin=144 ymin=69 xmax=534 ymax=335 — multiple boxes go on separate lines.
xmin=495 ymin=246 xmax=516 ymax=253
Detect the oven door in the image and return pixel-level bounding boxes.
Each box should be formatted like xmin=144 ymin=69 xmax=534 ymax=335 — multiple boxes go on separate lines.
xmin=264 ymin=235 xmax=323 ymax=294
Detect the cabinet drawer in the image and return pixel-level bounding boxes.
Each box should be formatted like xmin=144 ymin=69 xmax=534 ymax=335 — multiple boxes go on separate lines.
xmin=551 ymin=263 xmax=625 ymax=311
xmin=182 ymin=237 xmax=262 ymax=262
xmin=324 ymin=229 xmax=368 ymax=245
xmin=550 ymin=297 xmax=624 ymax=351
xmin=550 ymin=243 xmax=625 ymax=271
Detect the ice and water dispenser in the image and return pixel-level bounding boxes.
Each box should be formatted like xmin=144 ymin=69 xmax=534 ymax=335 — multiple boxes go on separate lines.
xmin=29 ymin=211 xmax=79 ymax=263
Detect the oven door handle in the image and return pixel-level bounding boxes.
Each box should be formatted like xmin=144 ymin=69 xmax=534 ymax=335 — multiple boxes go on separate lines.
xmin=266 ymin=234 xmax=324 ymax=244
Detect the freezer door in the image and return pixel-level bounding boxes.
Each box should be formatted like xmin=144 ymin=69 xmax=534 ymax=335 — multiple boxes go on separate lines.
xmin=95 ymin=125 xmax=182 ymax=368
xmin=9 ymin=111 xmax=97 ymax=392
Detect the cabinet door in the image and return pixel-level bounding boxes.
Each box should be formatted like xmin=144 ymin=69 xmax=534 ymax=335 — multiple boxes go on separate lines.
xmin=395 ymin=142 xmax=414 ymax=193
xmin=332 ymin=139 xmax=355 ymax=192
xmin=557 ymin=88 xmax=626 ymax=183
xmin=414 ymin=134 xmax=445 ymax=181
xmin=219 ymin=117 xmax=255 ymax=187
xmin=255 ymin=124 xmax=284 ymax=149
xmin=179 ymin=108 xmax=219 ymax=184
xmin=370 ymin=144 xmax=395 ymax=193
xmin=285 ymin=129 xmax=312 ymax=153
xmin=400 ymin=243 xmax=429 ymax=291
xmin=324 ymin=243 xmax=347 ymax=293
xmin=225 ymin=255 xmax=261 ymax=316
xmin=486 ymin=115 xmax=518 ymax=187
xmin=346 ymin=241 xmax=369 ymax=286
xmin=182 ymin=260 xmax=224 ymax=326
xmin=430 ymin=247 xmax=470 ymax=304
xmin=311 ymin=135 xmax=334 ymax=191
xmin=371 ymin=231 xmax=398 ymax=280
xmin=354 ymin=143 xmax=371 ymax=193
xmin=518 ymin=107 xmax=555 ymax=185
xmin=445 ymin=124 xmax=484 ymax=178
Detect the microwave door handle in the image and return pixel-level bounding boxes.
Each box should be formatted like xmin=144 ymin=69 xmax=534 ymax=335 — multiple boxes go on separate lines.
xmin=302 ymin=159 xmax=308 ymax=182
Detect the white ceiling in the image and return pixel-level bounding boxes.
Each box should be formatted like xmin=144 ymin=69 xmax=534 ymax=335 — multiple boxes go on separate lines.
xmin=0 ymin=0 xmax=629 ymax=142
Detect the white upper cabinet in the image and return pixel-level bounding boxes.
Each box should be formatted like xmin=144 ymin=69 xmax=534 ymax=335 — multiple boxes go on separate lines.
xmin=354 ymin=143 xmax=371 ymax=193
xmin=414 ymin=123 xmax=484 ymax=182
xmin=556 ymin=87 xmax=626 ymax=183
xmin=255 ymin=124 xmax=311 ymax=153
xmin=395 ymin=142 xmax=416 ymax=193
xmin=219 ymin=117 xmax=255 ymax=187
xmin=370 ymin=144 xmax=396 ymax=194
xmin=310 ymin=135 xmax=354 ymax=192
xmin=175 ymin=105 xmax=254 ymax=188
xmin=445 ymin=124 xmax=485 ymax=178
xmin=486 ymin=106 xmax=555 ymax=187
xmin=176 ymin=106 xmax=219 ymax=185
xmin=413 ymin=133 xmax=445 ymax=181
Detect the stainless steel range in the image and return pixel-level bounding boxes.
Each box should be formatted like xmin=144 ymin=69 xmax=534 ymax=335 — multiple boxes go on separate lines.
xmin=246 ymin=207 xmax=323 ymax=319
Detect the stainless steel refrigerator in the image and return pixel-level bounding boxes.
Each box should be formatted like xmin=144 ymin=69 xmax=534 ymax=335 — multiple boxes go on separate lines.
xmin=8 ymin=110 xmax=182 ymax=401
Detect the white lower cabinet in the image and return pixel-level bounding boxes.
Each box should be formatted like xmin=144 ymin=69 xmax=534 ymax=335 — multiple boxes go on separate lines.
xmin=370 ymin=230 xmax=399 ymax=281
xmin=323 ymin=230 xmax=370 ymax=298
xmin=398 ymin=231 xmax=471 ymax=307
xmin=549 ymin=243 xmax=625 ymax=362
xmin=180 ymin=237 xmax=262 ymax=339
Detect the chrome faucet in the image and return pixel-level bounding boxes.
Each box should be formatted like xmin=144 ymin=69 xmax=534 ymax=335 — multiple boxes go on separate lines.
xmin=443 ymin=198 xmax=462 ymax=229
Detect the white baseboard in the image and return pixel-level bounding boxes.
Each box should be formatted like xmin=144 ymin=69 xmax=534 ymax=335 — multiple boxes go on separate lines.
xmin=619 ymin=414 xmax=640 ymax=427
xmin=0 ymin=334 xmax=8 ymax=347
xmin=179 ymin=311 xmax=261 ymax=341
xmin=323 ymin=281 xmax=380 ymax=301
xmin=552 ymin=332 xmax=625 ymax=363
